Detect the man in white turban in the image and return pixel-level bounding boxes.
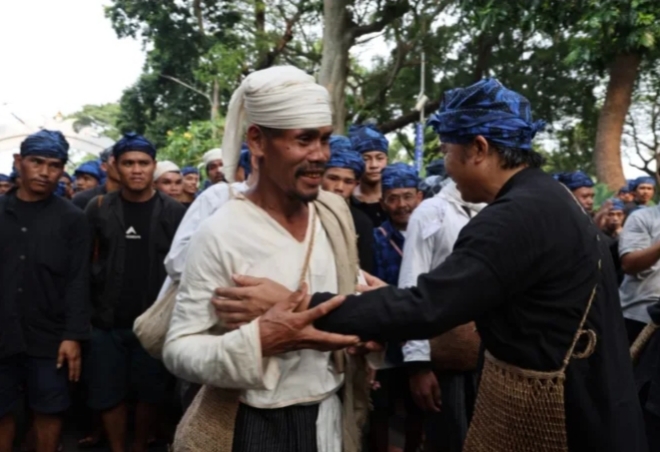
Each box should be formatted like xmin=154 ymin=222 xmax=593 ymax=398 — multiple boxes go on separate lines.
xmin=163 ymin=65 xmax=373 ymax=452
xmin=154 ymin=160 xmax=183 ymax=199
xmin=203 ymin=148 xmax=224 ymax=185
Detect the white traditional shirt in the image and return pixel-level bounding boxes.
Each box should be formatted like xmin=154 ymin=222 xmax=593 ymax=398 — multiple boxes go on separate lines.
xmin=163 ymin=198 xmax=344 ymax=450
xmin=157 ymin=181 xmax=248 ymax=300
xmin=398 ymin=181 xmax=485 ymax=362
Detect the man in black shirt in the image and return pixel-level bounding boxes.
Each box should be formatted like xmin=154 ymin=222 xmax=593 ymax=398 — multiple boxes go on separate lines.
xmin=349 ymin=124 xmax=389 ymax=226
xmin=72 ymin=147 xmax=121 ymax=210
xmin=0 ymin=130 xmax=90 ymax=452
xmin=322 ymin=136 xmax=374 ymax=274
xmin=85 ymin=133 xmax=185 ymax=452
xmin=214 ymin=79 xmax=647 ymax=452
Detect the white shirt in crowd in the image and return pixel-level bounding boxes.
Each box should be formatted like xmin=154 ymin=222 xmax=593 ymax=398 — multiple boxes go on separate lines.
xmin=397 ymin=180 xmax=485 ymax=362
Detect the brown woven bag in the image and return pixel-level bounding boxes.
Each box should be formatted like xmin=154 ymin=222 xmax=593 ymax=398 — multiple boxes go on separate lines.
xmin=463 ymin=275 xmax=599 ymax=452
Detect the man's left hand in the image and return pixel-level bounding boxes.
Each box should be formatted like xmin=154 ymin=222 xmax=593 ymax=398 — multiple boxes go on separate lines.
xmin=57 ymin=340 xmax=81 ymax=382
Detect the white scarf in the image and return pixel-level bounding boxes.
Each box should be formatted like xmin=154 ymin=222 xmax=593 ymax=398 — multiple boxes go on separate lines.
xmin=221 ymin=66 xmax=332 ymax=182
xmin=439 ymin=179 xmax=486 ymax=215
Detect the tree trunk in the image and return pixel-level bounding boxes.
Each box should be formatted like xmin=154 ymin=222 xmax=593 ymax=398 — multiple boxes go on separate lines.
xmin=211 ymin=79 xmax=219 ymax=139
xmin=594 ymin=52 xmax=642 ymax=190
xmin=319 ymin=0 xmax=353 ymax=134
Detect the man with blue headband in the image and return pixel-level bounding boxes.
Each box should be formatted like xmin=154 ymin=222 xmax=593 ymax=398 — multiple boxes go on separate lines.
xmin=74 ymin=160 xmax=103 ymax=193
xmin=554 ymin=171 xmax=595 ymax=214
xmin=349 ymin=124 xmax=389 ymax=226
xmin=84 ymin=132 xmax=185 ymax=452
xmin=0 ymin=130 xmax=91 ymax=452
xmin=215 ymin=78 xmax=646 ymax=452
xmin=180 ymin=166 xmax=199 ymax=208
xmin=322 ymin=135 xmax=375 ymax=275
xmin=369 ymin=162 xmax=424 ymax=452
xmin=603 ymin=198 xmax=625 ymax=239
xmin=631 ymin=176 xmax=656 ymax=209
xmin=0 ymin=173 xmax=12 ymax=195
xmin=73 ymin=147 xmax=122 ymax=210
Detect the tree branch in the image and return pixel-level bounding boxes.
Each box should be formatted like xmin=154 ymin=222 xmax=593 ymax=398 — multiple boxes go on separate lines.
xmin=159 ymin=74 xmax=211 ymax=102
xmin=380 ymin=99 xmax=441 ymax=134
xmin=254 ymin=0 xmax=307 ymax=70
xmin=352 ymin=1 xmax=409 ymax=38
xmin=193 ymin=0 xmax=205 ymax=36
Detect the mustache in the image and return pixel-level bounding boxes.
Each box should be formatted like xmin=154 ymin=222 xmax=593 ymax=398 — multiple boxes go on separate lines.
xmin=294 ymin=163 xmax=326 ymax=178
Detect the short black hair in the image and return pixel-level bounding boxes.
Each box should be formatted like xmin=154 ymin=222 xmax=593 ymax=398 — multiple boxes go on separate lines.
xmin=487 ymin=140 xmax=545 ymax=170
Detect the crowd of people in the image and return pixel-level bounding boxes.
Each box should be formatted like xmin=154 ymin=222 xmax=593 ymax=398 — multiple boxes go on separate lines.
xmin=0 ymin=66 xmax=658 ymax=452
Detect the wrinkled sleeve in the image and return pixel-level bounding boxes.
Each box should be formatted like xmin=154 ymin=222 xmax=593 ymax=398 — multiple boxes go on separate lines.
xmin=163 ymin=218 xmax=279 ymax=390
xmin=311 ymin=203 xmax=535 ymax=342
xmin=619 ymin=211 xmax=651 ymax=257
xmin=398 ymin=206 xmax=435 ymax=362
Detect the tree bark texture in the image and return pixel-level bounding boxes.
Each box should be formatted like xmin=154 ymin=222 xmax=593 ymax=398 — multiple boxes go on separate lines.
xmin=594 ymin=52 xmax=642 ymax=190
xmin=319 ymin=0 xmax=353 ymax=134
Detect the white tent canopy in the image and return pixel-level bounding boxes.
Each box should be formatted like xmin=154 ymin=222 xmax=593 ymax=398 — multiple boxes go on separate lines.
xmin=0 ymin=105 xmax=114 ymax=171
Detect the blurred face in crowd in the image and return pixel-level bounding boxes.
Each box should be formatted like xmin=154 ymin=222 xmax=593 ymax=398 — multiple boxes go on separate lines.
xmin=183 ymin=173 xmax=199 ymax=196
xmin=155 ymin=171 xmax=183 ymax=198
xmin=75 ymin=173 xmax=99 ymax=192
xmin=322 ymin=167 xmax=358 ymax=200
xmin=14 ymin=155 xmax=64 ymax=197
xmin=606 ymin=209 xmax=625 ymax=233
xmin=381 ymin=187 xmax=422 ymax=229
xmin=248 ymin=125 xmax=332 ymax=203
xmin=0 ymin=180 xmax=13 ymax=195
xmin=572 ymin=186 xmax=595 ymax=214
xmin=635 ymin=183 xmax=654 ymax=205
xmin=618 ymin=192 xmax=634 ymax=203
xmin=206 ymin=159 xmax=224 ymax=185
xmin=102 ymin=156 xmax=121 ymax=184
xmin=59 ymin=175 xmax=73 ymax=198
xmin=361 ymin=151 xmax=388 ymax=185
xmin=115 ymin=151 xmax=156 ymax=194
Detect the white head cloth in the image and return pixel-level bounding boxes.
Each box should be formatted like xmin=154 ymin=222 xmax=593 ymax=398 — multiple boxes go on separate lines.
xmin=221 ymin=65 xmax=332 ymax=182
xmin=203 ymin=148 xmax=223 ymax=165
xmin=154 ymin=160 xmax=180 ymax=181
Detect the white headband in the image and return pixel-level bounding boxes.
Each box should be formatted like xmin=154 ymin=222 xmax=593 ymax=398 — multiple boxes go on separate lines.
xmin=221 ymin=65 xmax=332 ymax=182
xmin=154 ymin=160 xmax=180 ymax=181
xmin=203 ymin=148 xmax=223 ymax=165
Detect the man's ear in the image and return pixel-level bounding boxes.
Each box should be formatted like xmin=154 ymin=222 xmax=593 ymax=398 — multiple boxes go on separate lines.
xmin=247 ymin=125 xmax=266 ymax=159
xmin=472 ymin=135 xmax=490 ymax=164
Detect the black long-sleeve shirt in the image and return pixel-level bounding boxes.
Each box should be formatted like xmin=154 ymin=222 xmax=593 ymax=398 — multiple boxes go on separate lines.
xmin=311 ymin=168 xmax=647 ymax=452
xmin=0 ymin=189 xmax=91 ymax=359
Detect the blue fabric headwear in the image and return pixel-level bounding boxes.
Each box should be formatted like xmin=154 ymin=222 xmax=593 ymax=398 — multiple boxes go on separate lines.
xmin=0 ymin=173 xmax=9 ymax=182
xmin=61 ymin=171 xmax=73 ymax=182
xmin=348 ymin=124 xmax=389 ymax=155
xmin=54 ymin=181 xmax=67 ymax=197
xmin=20 ymin=130 xmax=69 ymax=162
xmin=425 ymin=159 xmax=446 ymax=177
xmin=9 ymin=169 xmax=19 ymax=183
xmin=618 ymin=184 xmax=631 ymax=194
xmin=239 ymin=144 xmax=252 ymax=178
xmin=112 ymin=132 xmax=156 ymax=159
xmin=327 ymin=135 xmax=365 ymax=180
xmin=181 ymin=166 xmax=199 ymax=176
xmin=427 ymin=78 xmax=546 ymax=151
xmin=631 ymin=176 xmax=656 ymax=190
xmin=74 ymin=160 xmax=103 ymax=181
xmin=381 ymin=163 xmax=420 ymax=192
xmin=553 ymin=171 xmax=594 ymax=191
xmin=609 ymin=198 xmax=624 ymax=212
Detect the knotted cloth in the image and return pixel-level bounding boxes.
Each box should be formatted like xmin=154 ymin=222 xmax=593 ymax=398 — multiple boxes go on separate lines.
xmin=381 ymin=162 xmax=420 ymax=192
xmin=0 ymin=173 xmax=11 ymax=182
xmin=222 ymin=66 xmax=332 ymax=183
xmin=181 ymin=166 xmax=199 ymax=176
xmin=554 ymin=171 xmax=594 ymax=191
xmin=327 ymin=135 xmax=365 ymax=179
xmin=427 ymin=78 xmax=545 ymax=151
xmin=113 ymin=132 xmax=157 ymax=159
xmin=609 ymin=198 xmax=624 ymax=212
xmin=631 ymin=176 xmax=656 ymax=190
xmin=20 ymin=129 xmax=70 ymax=162
xmin=348 ymin=124 xmax=389 ymax=155
xmin=75 ymin=161 xmax=104 ymax=181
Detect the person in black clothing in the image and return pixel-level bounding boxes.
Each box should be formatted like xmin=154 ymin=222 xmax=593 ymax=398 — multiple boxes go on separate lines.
xmin=348 ymin=124 xmax=389 ymax=226
xmin=84 ymin=133 xmax=185 ymax=452
xmin=0 ymin=130 xmax=90 ymax=452
xmin=213 ymin=79 xmax=647 ymax=452
xmin=322 ymin=135 xmax=375 ymax=274
xmin=72 ymin=147 xmax=121 ymax=210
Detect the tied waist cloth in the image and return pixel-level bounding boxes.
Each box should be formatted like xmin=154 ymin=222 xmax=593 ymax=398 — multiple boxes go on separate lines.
xmin=172 ymin=190 xmax=370 ymax=452
xmin=463 ymin=259 xmax=601 ymax=452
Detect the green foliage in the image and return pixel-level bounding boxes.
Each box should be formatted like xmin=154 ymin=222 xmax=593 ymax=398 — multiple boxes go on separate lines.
xmin=67 ymin=103 xmax=121 ymax=140
xmin=157 ymin=120 xmax=221 ymax=167
xmin=594 ymin=183 xmax=616 ymax=208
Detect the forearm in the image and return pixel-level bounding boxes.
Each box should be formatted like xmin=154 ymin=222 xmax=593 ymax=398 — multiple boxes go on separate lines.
xmin=621 ymin=242 xmax=660 ymax=274
xmin=163 ymin=320 xmax=279 ymax=389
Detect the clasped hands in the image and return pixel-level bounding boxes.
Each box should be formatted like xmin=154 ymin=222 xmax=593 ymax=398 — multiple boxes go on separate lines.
xmin=212 ymin=272 xmax=386 ymax=356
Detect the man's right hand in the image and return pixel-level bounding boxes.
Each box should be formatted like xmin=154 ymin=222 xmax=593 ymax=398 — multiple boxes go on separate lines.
xmin=258 ymin=283 xmax=360 ymax=356
xmin=409 ymin=368 xmax=441 ymax=412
